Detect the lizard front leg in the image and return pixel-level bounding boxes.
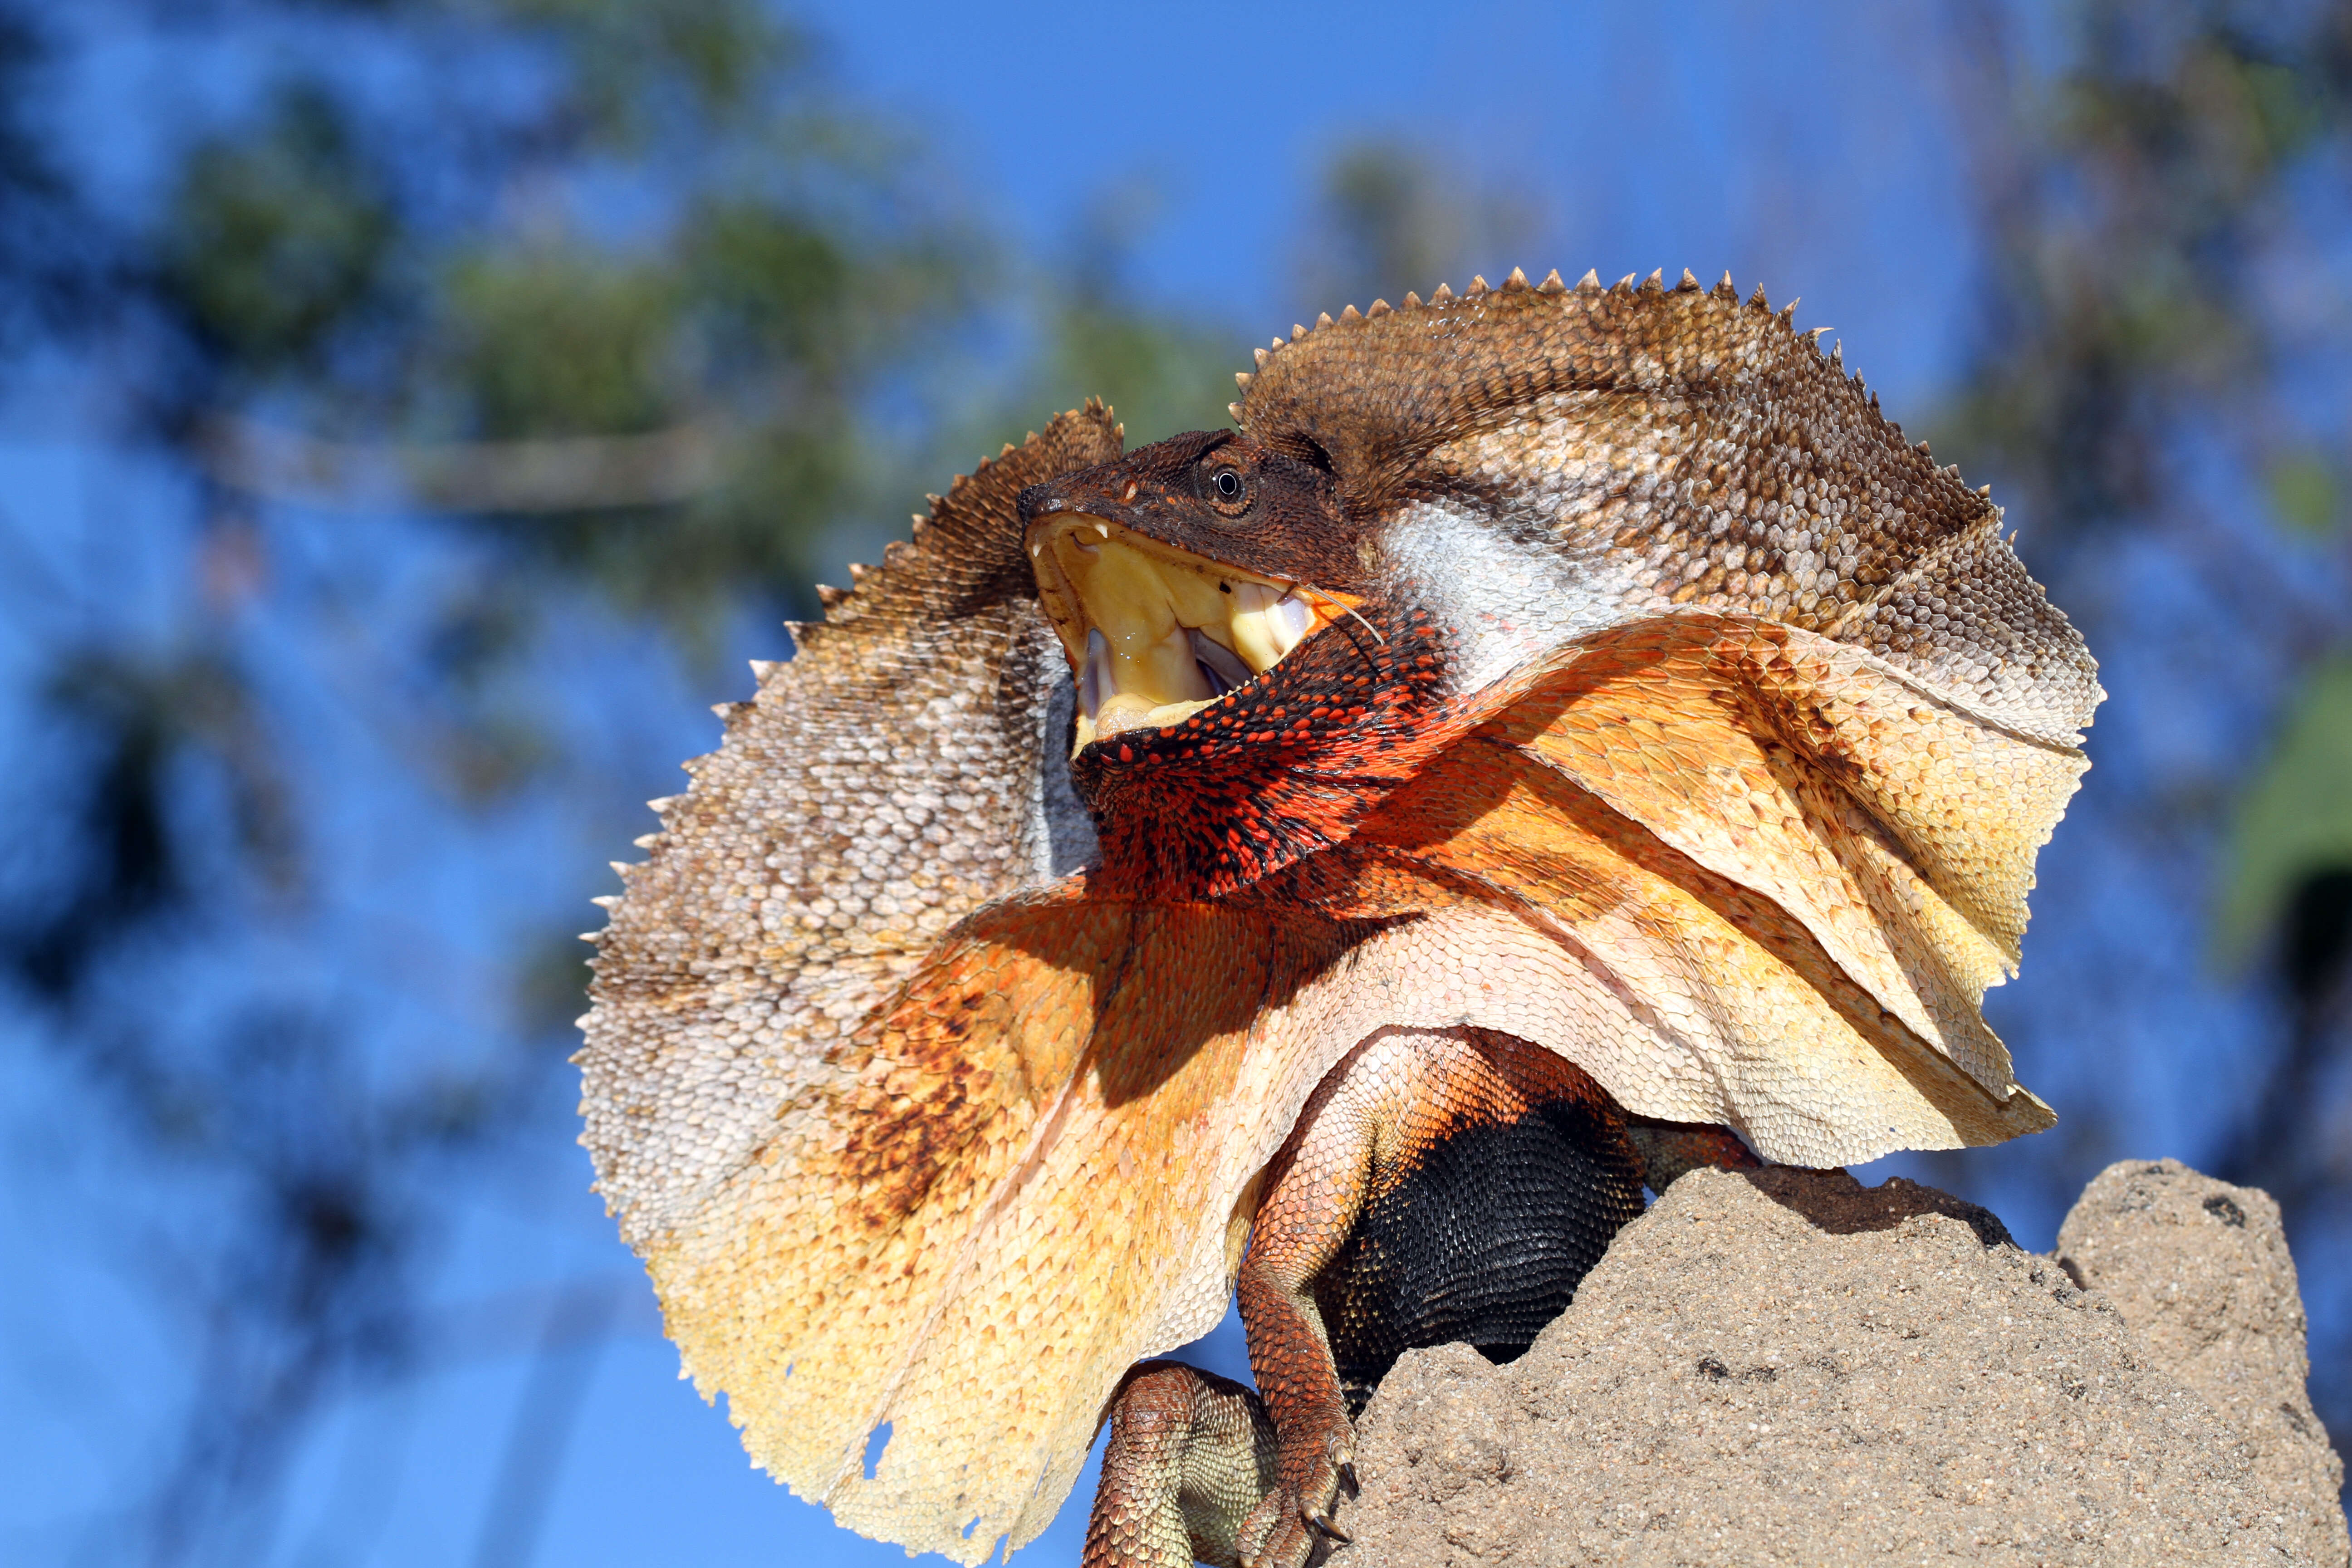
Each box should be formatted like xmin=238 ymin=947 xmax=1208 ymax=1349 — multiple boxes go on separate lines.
xmin=1083 ymin=1040 xmax=1382 ymax=1568
xmin=1227 ymin=1040 xmax=1396 ymax=1568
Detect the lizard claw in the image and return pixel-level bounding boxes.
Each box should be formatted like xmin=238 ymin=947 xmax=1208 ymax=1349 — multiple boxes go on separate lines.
xmin=1235 ymin=1489 xmax=1314 ymax=1568
xmin=1236 ymin=1421 xmax=1353 ymax=1567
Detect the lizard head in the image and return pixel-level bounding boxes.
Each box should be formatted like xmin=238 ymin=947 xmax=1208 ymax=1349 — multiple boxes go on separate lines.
xmin=1016 ymin=272 xmax=2103 ymax=904
xmin=1018 ymin=429 xmax=1455 ymax=897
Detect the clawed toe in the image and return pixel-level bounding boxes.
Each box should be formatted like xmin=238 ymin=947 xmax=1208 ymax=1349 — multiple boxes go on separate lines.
xmin=1238 ymin=1462 xmax=1358 ymax=1568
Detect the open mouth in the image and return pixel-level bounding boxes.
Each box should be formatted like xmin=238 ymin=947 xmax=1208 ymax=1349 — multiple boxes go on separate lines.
xmin=1025 ymin=513 xmax=1347 ymax=755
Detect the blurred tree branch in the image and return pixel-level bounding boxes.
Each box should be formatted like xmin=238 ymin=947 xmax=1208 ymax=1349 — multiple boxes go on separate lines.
xmin=197 ymin=413 xmax=732 ymax=513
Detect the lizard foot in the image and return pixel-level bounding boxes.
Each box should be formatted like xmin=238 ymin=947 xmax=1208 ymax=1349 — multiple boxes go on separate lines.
xmin=1233 ymin=1414 xmax=1353 ymax=1568
xmin=1626 ymin=1116 xmax=1761 ymax=1191
xmin=1084 ymin=1361 xmax=1276 ymax=1568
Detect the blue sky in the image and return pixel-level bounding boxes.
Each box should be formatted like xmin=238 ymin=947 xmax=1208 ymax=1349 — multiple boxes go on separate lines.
xmin=785 ymin=0 xmax=1975 ymax=360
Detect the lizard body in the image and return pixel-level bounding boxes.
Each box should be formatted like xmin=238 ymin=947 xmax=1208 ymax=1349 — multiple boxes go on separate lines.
xmin=576 ymin=267 xmax=2098 ymax=1563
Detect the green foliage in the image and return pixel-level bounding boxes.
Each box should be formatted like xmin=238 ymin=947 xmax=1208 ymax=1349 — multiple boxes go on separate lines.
xmin=1928 ymin=1 xmax=2352 ymax=982
xmin=951 ymin=181 xmax=1243 ymax=477
xmin=161 ymin=82 xmax=397 ymax=380
xmin=682 ymin=197 xmax=852 ymax=377
xmin=2220 ymin=658 xmax=2352 ymax=966
xmin=435 ymin=248 xmax=679 ymax=440
xmin=1935 ymin=2 xmax=2352 ymax=550
xmin=1297 ymin=141 xmax=1533 ymax=314
xmin=491 ymin=0 xmax=801 ymax=144
xmin=1031 ymin=298 xmax=1240 ymax=447
xmin=129 ymin=0 xmax=985 ymax=634
xmin=515 ymin=415 xmax=856 ymax=633
xmin=2266 ymin=450 xmax=2343 ymax=537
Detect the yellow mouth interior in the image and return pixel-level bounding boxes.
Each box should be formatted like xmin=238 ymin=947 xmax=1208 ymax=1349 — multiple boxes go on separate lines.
xmin=1026 ymin=514 xmax=1341 ymax=755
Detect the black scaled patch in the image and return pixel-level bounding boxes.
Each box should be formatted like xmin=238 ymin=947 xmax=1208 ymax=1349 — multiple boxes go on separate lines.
xmin=1310 ymin=1100 xmax=1644 ymax=1416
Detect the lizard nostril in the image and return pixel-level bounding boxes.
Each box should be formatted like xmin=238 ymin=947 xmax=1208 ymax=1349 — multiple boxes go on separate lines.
xmin=1119 ymin=478 xmax=1139 ymax=504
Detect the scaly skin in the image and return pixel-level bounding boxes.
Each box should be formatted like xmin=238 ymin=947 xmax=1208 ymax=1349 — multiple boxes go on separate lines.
xmin=1086 ymin=1028 xmax=1727 ymax=1568
xmin=1626 ymin=1117 xmax=1765 ymax=1192
xmin=1083 ymin=1362 xmax=1276 ymax=1568
xmin=578 ymin=270 xmax=2098 ymax=1564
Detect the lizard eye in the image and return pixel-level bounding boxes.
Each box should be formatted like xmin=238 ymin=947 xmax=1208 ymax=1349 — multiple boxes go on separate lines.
xmin=1207 ymin=467 xmax=1246 ymax=506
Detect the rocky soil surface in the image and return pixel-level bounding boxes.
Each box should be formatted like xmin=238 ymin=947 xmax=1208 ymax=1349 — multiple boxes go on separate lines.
xmin=1328 ymin=1160 xmax=2347 ymax=1567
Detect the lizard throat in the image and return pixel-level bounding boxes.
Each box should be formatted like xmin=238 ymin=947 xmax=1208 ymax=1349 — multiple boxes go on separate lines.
xmin=1025 ymin=514 xmax=1350 ymax=756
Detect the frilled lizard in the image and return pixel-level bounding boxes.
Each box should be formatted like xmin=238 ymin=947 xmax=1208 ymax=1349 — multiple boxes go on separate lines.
xmin=576 ymin=267 xmax=2098 ymax=1567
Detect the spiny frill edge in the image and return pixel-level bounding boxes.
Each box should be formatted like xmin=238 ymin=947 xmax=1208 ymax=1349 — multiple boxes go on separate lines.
xmin=1228 ymin=266 xmax=1995 ymax=504
xmin=571 ymin=400 xmax=1127 ymax=993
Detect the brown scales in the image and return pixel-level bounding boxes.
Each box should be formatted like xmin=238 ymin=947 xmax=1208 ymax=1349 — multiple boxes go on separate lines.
xmin=575 ymin=272 xmax=2099 ymax=1563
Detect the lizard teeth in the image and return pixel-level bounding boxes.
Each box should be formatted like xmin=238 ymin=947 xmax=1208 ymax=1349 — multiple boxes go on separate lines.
xmin=1079 ymin=627 xmax=1111 ymax=725
xmin=1226 ymin=581 xmax=1313 ymax=670
xmin=1026 ymin=513 xmax=1353 ymax=756
xmin=1190 ymin=627 xmax=1250 ymax=696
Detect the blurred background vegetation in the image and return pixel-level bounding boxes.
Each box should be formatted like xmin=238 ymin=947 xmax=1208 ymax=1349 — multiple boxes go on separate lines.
xmin=0 ymin=0 xmax=2347 ymax=1563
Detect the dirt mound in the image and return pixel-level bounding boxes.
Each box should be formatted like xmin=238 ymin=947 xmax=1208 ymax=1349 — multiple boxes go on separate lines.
xmin=1330 ymin=1161 xmax=2347 ymax=1566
